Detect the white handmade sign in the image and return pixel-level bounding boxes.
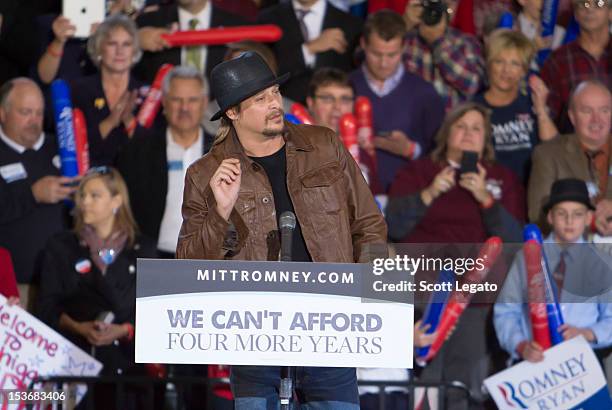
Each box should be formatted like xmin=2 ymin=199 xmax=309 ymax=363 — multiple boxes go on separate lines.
xmin=0 ymin=295 xmax=102 ymax=406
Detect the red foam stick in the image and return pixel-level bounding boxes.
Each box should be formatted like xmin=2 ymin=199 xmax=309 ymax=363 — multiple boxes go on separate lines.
xmin=339 ymin=113 xmax=360 ymax=164
xmin=161 ymin=25 xmax=283 ymax=47
xmin=524 ymin=239 xmax=552 ymax=349
xmin=72 ymin=108 xmax=89 ymax=176
xmin=290 ymin=103 xmax=314 ymax=125
xmin=354 ymin=96 xmax=374 ymax=153
xmin=423 ymin=237 xmax=503 ymax=363
xmin=136 ymin=64 xmax=174 ymax=129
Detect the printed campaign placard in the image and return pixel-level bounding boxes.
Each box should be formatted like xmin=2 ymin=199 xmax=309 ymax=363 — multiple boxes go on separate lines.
xmin=484 ymin=336 xmax=612 ymax=410
xmin=135 ymin=259 xmax=413 ymax=368
xmin=0 ymin=295 xmax=102 ymax=407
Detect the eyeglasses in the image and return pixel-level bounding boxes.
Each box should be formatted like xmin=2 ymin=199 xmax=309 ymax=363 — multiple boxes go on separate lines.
xmin=574 ymin=0 xmax=609 ymax=9
xmin=314 ymin=95 xmax=354 ymax=105
xmin=86 ymin=166 xmax=112 ymax=176
xmin=552 ymin=209 xmax=589 ymax=221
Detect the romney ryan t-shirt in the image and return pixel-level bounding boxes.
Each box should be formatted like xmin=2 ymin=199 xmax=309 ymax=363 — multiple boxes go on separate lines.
xmin=473 ymin=92 xmax=539 ymax=185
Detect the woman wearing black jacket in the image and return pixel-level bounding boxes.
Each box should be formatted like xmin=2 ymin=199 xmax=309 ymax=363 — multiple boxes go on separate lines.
xmin=37 ymin=166 xmax=157 ymax=408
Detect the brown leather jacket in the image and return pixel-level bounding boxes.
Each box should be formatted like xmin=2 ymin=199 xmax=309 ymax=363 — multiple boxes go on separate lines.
xmin=176 ymin=122 xmax=387 ymax=263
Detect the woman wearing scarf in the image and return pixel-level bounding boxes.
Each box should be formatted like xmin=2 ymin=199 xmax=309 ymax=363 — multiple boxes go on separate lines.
xmin=36 ymin=166 xmax=157 ymax=407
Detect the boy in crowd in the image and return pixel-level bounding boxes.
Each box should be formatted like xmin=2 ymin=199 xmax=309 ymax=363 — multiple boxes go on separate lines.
xmin=494 ymin=178 xmax=612 ymax=364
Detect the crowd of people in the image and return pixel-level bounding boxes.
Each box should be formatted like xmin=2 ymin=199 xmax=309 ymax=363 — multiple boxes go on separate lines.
xmin=0 ymin=0 xmax=610 ymax=408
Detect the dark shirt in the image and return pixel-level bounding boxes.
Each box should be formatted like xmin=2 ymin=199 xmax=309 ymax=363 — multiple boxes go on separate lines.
xmin=69 ymin=73 xmax=151 ymax=166
xmin=37 ymin=231 xmax=157 ymax=373
xmin=473 ymin=92 xmax=539 ymax=185
xmin=0 ymin=134 xmax=67 ymax=283
xmin=250 ymin=145 xmax=311 ymax=262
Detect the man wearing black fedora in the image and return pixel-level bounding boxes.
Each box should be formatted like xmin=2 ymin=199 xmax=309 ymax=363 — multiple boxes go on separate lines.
xmin=176 ymin=52 xmax=387 ymax=408
xmin=494 ymin=178 xmax=612 ymax=366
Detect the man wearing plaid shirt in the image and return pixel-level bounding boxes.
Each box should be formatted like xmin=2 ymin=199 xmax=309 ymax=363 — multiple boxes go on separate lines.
xmin=540 ymin=0 xmax=611 ymax=134
xmin=402 ymin=0 xmax=485 ymax=110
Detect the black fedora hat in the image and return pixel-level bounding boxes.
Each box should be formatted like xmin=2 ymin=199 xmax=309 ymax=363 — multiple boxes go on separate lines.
xmin=209 ymin=52 xmax=289 ymax=121
xmin=543 ymin=178 xmax=595 ymax=213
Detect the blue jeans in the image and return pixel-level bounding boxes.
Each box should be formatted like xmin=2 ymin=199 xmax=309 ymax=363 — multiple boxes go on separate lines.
xmin=231 ymin=366 xmax=360 ymax=410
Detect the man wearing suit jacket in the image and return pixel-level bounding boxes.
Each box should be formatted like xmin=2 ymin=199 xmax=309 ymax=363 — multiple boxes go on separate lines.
xmin=117 ymin=66 xmax=214 ymax=257
xmin=257 ymin=0 xmax=363 ymax=103
xmin=528 ymin=80 xmax=612 ymax=236
xmin=134 ymin=0 xmax=246 ymax=87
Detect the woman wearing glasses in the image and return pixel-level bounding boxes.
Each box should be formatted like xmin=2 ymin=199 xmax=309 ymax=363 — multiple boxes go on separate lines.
xmin=37 ymin=167 xmax=156 ymax=407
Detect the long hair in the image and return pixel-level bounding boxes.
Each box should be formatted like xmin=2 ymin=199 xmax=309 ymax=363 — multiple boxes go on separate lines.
xmin=430 ymin=102 xmax=496 ymax=165
xmin=73 ymin=167 xmax=138 ymax=245
xmin=214 ymin=103 xmax=241 ymax=146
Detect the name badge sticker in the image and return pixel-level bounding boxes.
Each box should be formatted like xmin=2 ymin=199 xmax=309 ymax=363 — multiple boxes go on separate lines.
xmin=0 ymin=163 xmax=27 ymax=183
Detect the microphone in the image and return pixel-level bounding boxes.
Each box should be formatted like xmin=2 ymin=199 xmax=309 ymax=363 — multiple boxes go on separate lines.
xmin=279 ymin=211 xmax=296 ymax=262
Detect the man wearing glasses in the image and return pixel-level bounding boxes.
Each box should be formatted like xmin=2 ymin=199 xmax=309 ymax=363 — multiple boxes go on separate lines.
xmin=306 ymin=67 xmax=381 ymax=194
xmin=541 ymin=0 xmax=611 ymax=134
xmin=349 ymin=10 xmax=444 ymax=193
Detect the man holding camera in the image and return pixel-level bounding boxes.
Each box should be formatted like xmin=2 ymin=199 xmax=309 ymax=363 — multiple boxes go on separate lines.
xmin=403 ymin=0 xmax=485 ymax=109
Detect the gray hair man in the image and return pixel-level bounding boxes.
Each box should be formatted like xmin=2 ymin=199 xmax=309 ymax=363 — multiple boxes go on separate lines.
xmin=117 ymin=65 xmax=213 ymax=256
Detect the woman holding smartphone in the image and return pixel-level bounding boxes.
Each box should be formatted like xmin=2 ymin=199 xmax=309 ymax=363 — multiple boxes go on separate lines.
xmin=386 ymin=101 xmax=525 ymax=244
xmin=37 ymin=166 xmax=156 ymax=406
xmin=385 ymin=101 xmax=525 ymax=409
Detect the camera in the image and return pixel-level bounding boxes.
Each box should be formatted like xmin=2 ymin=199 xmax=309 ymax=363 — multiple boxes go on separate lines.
xmin=421 ymin=0 xmax=447 ymax=26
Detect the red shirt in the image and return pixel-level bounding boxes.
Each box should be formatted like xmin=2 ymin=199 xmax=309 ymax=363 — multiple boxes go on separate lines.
xmin=540 ymin=40 xmax=612 ymax=134
xmin=389 ymin=157 xmax=525 ymax=243
xmin=0 ymin=248 xmax=19 ymax=299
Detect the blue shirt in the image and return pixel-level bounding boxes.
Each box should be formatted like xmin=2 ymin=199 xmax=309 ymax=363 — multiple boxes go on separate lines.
xmin=493 ymin=235 xmax=612 ymax=359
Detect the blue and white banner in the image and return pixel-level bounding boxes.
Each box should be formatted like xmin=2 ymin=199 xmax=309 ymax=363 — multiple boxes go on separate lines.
xmin=484 ymin=336 xmax=612 ymax=410
xmin=135 ymin=259 xmax=413 ymax=368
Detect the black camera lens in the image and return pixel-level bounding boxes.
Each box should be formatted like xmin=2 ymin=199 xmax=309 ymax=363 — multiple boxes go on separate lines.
xmin=421 ymin=0 xmax=446 ymax=26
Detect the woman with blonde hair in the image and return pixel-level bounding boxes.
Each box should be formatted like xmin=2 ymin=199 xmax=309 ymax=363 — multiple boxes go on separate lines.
xmin=473 ymin=28 xmax=558 ymax=184
xmin=37 ymin=166 xmax=156 ymax=407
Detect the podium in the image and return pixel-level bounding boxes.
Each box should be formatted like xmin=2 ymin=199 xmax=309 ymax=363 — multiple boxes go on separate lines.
xmin=135 ymin=259 xmax=413 ymax=368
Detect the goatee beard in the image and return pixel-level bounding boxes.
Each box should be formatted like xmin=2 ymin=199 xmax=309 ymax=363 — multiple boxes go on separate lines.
xmin=262 ymin=126 xmax=288 ymax=138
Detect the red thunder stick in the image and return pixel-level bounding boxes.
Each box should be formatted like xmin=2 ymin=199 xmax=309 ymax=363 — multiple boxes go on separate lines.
xmin=354 ymin=96 xmax=374 ymax=151
xmin=339 ymin=113 xmax=360 ymax=164
xmin=72 ymin=108 xmax=89 ymax=175
xmin=136 ymin=64 xmax=174 ymax=129
xmin=161 ymin=25 xmax=283 ymax=47
xmin=290 ymin=103 xmax=314 ymax=125
xmin=423 ymin=237 xmax=503 ymax=362
xmin=524 ymin=239 xmax=552 ymax=349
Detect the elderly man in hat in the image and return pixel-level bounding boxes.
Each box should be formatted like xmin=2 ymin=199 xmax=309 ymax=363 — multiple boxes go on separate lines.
xmin=176 ymin=52 xmax=387 ymax=408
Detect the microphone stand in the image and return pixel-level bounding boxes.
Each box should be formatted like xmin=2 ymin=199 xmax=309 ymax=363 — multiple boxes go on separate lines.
xmin=279 ymin=212 xmax=296 ymax=410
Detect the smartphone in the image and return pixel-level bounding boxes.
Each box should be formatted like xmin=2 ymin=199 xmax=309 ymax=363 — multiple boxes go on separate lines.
xmin=459 ymin=151 xmax=479 ymax=175
xmin=62 ymin=0 xmax=106 ymax=38
xmin=96 ymin=311 xmax=115 ymax=325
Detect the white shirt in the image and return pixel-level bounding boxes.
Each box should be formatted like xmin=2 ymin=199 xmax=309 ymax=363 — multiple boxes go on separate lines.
xmin=157 ymin=128 xmax=203 ymax=253
xmin=293 ymin=0 xmax=327 ymax=68
xmin=518 ymin=13 xmax=566 ymax=52
xmin=178 ymin=3 xmax=212 ymax=73
xmin=0 ymin=126 xmax=44 ymax=154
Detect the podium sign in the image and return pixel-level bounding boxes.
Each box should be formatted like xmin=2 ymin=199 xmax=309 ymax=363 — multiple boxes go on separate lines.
xmin=484 ymin=336 xmax=612 ymax=410
xmin=135 ymin=259 xmax=413 ymax=368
